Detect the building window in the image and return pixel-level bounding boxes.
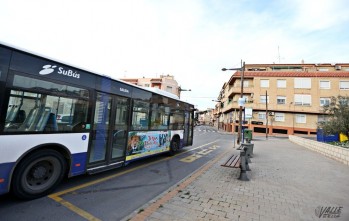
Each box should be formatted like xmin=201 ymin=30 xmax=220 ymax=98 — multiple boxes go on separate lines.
xmin=339 ymin=97 xmax=349 ymax=106
xmin=339 ymin=81 xmax=349 ymax=90
xmin=319 ymin=80 xmax=330 ymax=89
xmin=277 ymin=96 xmax=286 ymax=104
xmin=260 ymin=95 xmax=269 ymax=104
xmin=294 ymin=78 xmax=311 ymax=89
xmin=318 ymin=115 xmax=329 ymax=123
xmin=166 ymin=86 xmax=172 ymax=93
xmin=260 ymin=79 xmax=269 ymax=88
xmin=274 ymin=113 xmax=285 ymax=122
xmin=294 ymin=94 xmax=311 ymax=106
xmin=277 ymin=79 xmax=286 ymax=88
xmin=243 ymin=80 xmax=249 ymax=87
xmin=320 ymin=98 xmax=330 ymax=106
xmin=258 ymin=112 xmax=266 ymax=120
xmin=295 ymin=114 xmax=306 ymax=123
xmin=144 ymin=84 xmax=150 ymax=87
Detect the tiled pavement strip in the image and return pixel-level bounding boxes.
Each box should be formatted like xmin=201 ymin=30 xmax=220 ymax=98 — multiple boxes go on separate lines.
xmin=126 ymin=138 xmax=349 ymax=221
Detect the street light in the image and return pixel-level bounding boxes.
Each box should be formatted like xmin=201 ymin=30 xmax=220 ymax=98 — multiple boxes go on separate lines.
xmin=222 ymin=61 xmax=245 ymax=145
xmin=178 ymin=86 xmax=191 ymax=99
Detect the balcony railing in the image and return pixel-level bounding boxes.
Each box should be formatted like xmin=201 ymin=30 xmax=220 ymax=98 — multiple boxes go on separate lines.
xmin=228 ymin=85 xmax=254 ymax=97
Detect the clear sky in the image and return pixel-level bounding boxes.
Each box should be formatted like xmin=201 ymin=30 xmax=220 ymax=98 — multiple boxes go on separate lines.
xmin=1 ymin=0 xmax=349 ymax=110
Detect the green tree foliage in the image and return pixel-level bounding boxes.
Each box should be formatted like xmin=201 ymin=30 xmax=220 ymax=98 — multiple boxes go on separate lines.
xmin=318 ymin=96 xmax=349 ymax=135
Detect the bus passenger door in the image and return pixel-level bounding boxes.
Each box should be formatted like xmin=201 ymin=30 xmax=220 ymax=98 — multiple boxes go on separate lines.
xmin=111 ymin=96 xmax=129 ymax=161
xmin=187 ymin=111 xmax=193 ymax=145
xmin=89 ymin=92 xmax=129 ymax=166
xmin=89 ymin=93 xmax=112 ymax=163
xmin=183 ymin=111 xmax=189 ymax=145
xmin=183 ymin=111 xmax=194 ymax=146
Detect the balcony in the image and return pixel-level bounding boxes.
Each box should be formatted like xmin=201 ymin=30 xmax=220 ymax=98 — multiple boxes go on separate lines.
xmin=228 ymin=85 xmax=254 ymax=98
xmin=221 ymin=100 xmax=255 ymax=113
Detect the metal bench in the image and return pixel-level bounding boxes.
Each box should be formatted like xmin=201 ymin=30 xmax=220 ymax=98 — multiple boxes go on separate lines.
xmin=221 ymin=147 xmax=251 ymax=181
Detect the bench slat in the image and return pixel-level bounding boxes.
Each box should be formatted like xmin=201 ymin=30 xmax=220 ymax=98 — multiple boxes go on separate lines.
xmin=221 ymin=154 xmax=241 ymax=168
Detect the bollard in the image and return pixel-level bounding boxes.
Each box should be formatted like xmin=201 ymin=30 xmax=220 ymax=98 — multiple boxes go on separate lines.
xmin=242 ymin=143 xmax=254 ymax=159
xmin=243 ymin=146 xmax=251 ymax=171
xmin=238 ymin=150 xmax=249 ymax=181
xmin=242 ymin=144 xmax=252 ymax=163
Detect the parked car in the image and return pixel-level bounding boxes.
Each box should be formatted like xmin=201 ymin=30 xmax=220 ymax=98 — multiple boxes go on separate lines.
xmin=56 ymin=114 xmax=73 ymax=124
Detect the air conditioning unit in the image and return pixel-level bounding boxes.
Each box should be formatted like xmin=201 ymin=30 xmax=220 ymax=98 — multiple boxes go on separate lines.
xmin=335 ymin=65 xmax=341 ymax=70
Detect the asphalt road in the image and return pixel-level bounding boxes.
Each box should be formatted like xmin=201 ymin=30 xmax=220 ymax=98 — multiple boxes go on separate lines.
xmin=0 ymin=126 xmax=235 ymax=221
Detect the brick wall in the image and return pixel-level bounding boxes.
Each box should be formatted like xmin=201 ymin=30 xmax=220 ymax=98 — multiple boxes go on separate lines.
xmin=289 ymin=135 xmax=349 ymax=166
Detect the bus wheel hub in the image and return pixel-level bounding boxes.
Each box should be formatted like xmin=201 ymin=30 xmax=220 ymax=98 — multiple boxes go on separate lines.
xmin=32 ymin=166 xmax=48 ymax=179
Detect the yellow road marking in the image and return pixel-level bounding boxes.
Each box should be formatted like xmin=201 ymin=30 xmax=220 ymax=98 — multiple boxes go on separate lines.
xmin=180 ymin=154 xmax=202 ymax=163
xmin=48 ymin=140 xmax=219 ymax=221
xmin=184 ymin=140 xmax=218 ymax=152
xmin=180 ymin=144 xmax=220 ymax=163
xmin=49 ymin=195 xmax=101 ymax=221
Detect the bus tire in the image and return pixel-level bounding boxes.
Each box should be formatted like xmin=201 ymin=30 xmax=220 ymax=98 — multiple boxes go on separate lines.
xmin=169 ymin=137 xmax=180 ymax=156
xmin=12 ymin=149 xmax=67 ymax=200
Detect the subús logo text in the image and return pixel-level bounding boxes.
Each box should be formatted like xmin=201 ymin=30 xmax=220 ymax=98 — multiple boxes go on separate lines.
xmin=39 ymin=65 xmax=80 ymax=79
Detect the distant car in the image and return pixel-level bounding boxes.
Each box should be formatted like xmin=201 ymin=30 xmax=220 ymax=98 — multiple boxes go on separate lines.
xmin=56 ymin=114 xmax=73 ymax=124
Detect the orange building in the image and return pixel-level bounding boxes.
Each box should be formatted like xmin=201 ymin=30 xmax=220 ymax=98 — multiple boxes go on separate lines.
xmin=120 ymin=74 xmax=181 ymax=97
xmin=214 ymin=63 xmax=349 ymax=135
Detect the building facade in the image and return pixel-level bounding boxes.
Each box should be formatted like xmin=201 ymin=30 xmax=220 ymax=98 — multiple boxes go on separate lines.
xmin=196 ymin=109 xmax=214 ymax=126
xmin=215 ymin=63 xmax=349 ymax=135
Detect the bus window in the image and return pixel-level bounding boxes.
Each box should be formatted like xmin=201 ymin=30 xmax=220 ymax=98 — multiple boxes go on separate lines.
xmin=4 ymin=75 xmax=89 ymax=133
xmin=150 ymin=104 xmax=170 ymax=130
xmin=169 ymin=110 xmax=184 ymax=130
xmin=131 ymin=100 xmax=149 ymax=130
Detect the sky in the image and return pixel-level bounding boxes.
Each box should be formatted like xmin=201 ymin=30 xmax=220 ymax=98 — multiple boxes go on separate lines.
xmin=1 ymin=0 xmax=349 ymax=110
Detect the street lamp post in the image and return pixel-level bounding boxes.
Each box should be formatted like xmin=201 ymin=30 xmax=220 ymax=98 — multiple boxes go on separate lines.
xmin=178 ymin=86 xmax=191 ymax=99
xmin=222 ymin=61 xmax=245 ymax=145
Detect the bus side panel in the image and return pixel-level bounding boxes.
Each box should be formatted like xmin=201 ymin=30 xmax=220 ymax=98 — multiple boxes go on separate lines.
xmin=0 ymin=133 xmax=90 ymax=194
xmin=0 ymin=162 xmax=15 ymax=195
xmin=70 ymin=152 xmax=88 ymax=176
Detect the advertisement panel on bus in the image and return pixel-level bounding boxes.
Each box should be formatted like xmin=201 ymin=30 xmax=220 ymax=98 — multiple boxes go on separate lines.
xmin=126 ymin=130 xmax=183 ymax=161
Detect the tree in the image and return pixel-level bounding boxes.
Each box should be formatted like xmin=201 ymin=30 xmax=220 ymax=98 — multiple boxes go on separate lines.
xmin=318 ymin=95 xmax=349 ymax=135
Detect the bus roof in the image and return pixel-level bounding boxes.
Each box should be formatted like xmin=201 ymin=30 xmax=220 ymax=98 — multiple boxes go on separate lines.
xmin=0 ymin=41 xmax=191 ymax=106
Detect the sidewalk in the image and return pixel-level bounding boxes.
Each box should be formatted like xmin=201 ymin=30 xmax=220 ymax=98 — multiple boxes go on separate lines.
xmin=128 ymin=138 xmax=349 ymax=221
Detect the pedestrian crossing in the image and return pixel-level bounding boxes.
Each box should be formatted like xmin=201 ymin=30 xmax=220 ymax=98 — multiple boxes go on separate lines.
xmin=194 ymin=129 xmax=217 ymax=133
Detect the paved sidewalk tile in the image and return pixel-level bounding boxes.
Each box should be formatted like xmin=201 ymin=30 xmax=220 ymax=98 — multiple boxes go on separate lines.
xmin=140 ymin=138 xmax=349 ymax=221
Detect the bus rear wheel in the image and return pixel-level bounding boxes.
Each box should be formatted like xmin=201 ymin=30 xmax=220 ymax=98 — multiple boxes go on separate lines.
xmin=169 ymin=138 xmax=180 ymax=156
xmin=12 ymin=149 xmax=66 ymax=200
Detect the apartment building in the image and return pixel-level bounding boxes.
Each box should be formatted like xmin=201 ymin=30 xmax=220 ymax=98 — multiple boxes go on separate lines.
xmin=196 ymin=109 xmax=214 ymax=126
xmin=214 ymin=63 xmax=349 ymax=135
xmin=120 ymin=74 xmax=180 ymax=97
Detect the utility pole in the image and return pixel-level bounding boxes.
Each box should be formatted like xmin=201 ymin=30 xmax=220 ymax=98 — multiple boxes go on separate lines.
xmin=265 ymin=90 xmax=268 ymax=140
xmin=237 ymin=61 xmax=245 ymax=145
xmin=222 ymin=61 xmax=245 ymax=145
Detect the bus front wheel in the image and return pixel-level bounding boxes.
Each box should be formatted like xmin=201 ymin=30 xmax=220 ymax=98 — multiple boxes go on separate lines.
xmin=12 ymin=149 xmax=66 ymax=200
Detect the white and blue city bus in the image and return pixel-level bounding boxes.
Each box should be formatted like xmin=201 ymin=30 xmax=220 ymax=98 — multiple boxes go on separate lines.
xmin=0 ymin=42 xmax=194 ymax=199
